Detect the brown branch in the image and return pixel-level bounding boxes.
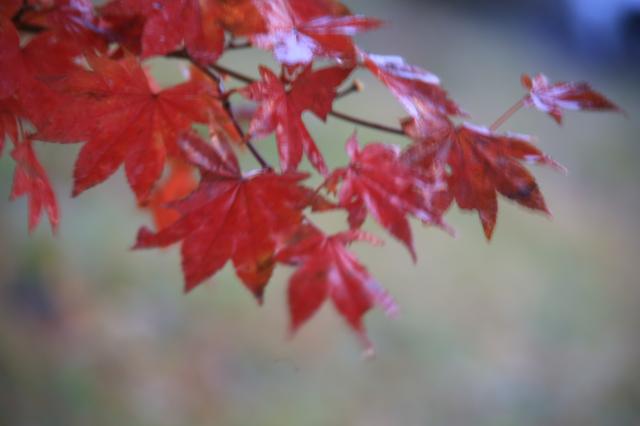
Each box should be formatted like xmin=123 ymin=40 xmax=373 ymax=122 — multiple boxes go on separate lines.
xmin=226 ymin=39 xmax=252 ymax=50
xmin=335 ymin=79 xmax=363 ymax=100
xmin=208 ymin=63 xmax=406 ymax=136
xmin=169 ymin=51 xmax=271 ymax=169
xmin=328 ymin=110 xmax=405 ymax=135
xmin=209 ymin=63 xmax=255 ymax=84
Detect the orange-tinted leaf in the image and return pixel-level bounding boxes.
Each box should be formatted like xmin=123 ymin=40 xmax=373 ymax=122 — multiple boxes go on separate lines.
xmin=277 ymin=224 xmax=397 ymax=350
xmin=215 ymin=0 xmax=266 ymax=36
xmin=141 ymin=158 xmax=197 ymax=231
xmin=325 ymin=133 xmax=449 ymax=260
xmin=251 ymin=0 xmax=381 ymax=64
xmin=242 ymin=65 xmax=352 ymax=174
xmin=522 ymin=73 xmax=620 ymax=124
xmin=135 ymin=133 xmax=310 ymax=299
xmin=10 ymin=138 xmax=60 ymax=233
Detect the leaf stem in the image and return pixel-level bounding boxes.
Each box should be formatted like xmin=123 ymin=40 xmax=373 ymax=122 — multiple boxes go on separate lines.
xmin=335 ymin=80 xmax=363 ymax=99
xmin=490 ymin=97 xmax=527 ymax=131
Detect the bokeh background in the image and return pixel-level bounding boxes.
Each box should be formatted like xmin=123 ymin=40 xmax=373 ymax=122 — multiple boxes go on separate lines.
xmin=2 ymin=1 xmax=640 ymax=425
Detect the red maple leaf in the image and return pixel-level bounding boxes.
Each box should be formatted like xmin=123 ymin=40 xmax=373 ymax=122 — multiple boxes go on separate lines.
xmin=403 ymin=120 xmax=564 ymax=239
xmin=0 ymin=98 xmax=20 ymax=156
xmin=0 ymin=18 xmax=26 ymax=98
xmin=42 ymin=55 xmax=220 ymax=200
xmin=324 ymin=133 xmax=450 ymax=260
xmin=135 ymin=132 xmax=311 ymax=299
xmin=140 ymin=158 xmax=198 ymax=231
xmin=362 ymin=51 xmax=463 ymax=134
xmin=21 ymin=0 xmax=106 ymax=49
xmin=277 ymin=224 xmax=397 ymax=350
xmin=522 ymin=73 xmax=620 ymax=124
xmin=101 ymin=0 xmax=224 ymax=63
xmin=242 ymin=64 xmax=352 ymax=174
xmin=0 ymin=0 xmax=21 ymax=20
xmin=10 ymin=137 xmax=60 ymax=233
xmin=250 ymin=0 xmax=381 ymax=64
xmin=215 ymin=0 xmax=267 ymax=36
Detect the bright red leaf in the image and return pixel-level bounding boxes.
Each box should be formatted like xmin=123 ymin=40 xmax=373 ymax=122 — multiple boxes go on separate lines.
xmin=0 ymin=0 xmax=21 ymax=20
xmin=522 ymin=73 xmax=620 ymax=124
xmin=325 ymin=133 xmax=450 ymax=260
xmin=42 ymin=55 xmax=220 ymax=200
xmin=21 ymin=0 xmax=106 ymax=50
xmin=403 ymin=121 xmax=564 ymax=239
xmin=0 ymin=18 xmax=25 ymax=98
xmin=101 ymin=0 xmax=224 ymax=63
xmin=251 ymin=0 xmax=381 ymax=64
xmin=135 ymin=132 xmax=311 ymax=299
xmin=10 ymin=137 xmax=60 ymax=233
xmin=242 ymin=65 xmax=352 ymax=174
xmin=277 ymin=224 xmax=397 ymax=350
xmin=0 ymin=98 xmax=20 ymax=156
xmin=362 ymin=51 xmax=463 ymax=134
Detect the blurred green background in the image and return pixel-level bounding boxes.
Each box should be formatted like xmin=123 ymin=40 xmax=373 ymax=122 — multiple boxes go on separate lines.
xmin=1 ymin=1 xmax=639 ymax=425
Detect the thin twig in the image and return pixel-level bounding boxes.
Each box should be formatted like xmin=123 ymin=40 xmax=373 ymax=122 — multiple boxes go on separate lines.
xmin=226 ymin=40 xmax=252 ymax=50
xmin=490 ymin=97 xmax=527 ymax=131
xmin=208 ymin=63 xmax=406 ymax=136
xmin=328 ymin=110 xmax=405 ymax=135
xmin=170 ymin=51 xmax=271 ymax=169
xmin=209 ymin=63 xmax=255 ymax=84
xmin=335 ymin=80 xmax=364 ymax=100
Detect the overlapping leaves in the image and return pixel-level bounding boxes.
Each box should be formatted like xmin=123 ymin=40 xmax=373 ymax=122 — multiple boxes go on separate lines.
xmin=1 ymin=0 xmax=622 ymax=350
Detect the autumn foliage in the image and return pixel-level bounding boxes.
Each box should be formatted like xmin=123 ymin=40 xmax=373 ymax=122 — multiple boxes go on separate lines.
xmin=1 ymin=0 xmax=621 ymax=351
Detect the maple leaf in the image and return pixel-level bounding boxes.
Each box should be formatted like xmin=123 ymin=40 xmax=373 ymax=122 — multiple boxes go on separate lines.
xmin=277 ymin=224 xmax=397 ymax=350
xmin=1 ymin=20 xmax=94 ymax=137
xmin=0 ymin=98 xmax=20 ymax=156
xmin=22 ymin=31 xmax=85 ymax=83
xmin=135 ymin=132 xmax=311 ymax=299
xmin=101 ymin=0 xmax=224 ymax=64
xmin=522 ymin=73 xmax=620 ymax=124
xmin=42 ymin=54 xmax=220 ymax=200
xmin=362 ymin=51 xmax=463 ymax=134
xmin=215 ymin=0 xmax=266 ymax=36
xmin=0 ymin=0 xmax=21 ymax=20
xmin=251 ymin=0 xmax=381 ymax=64
xmin=403 ymin=120 xmax=564 ymax=239
xmin=324 ymin=133 xmax=449 ymax=261
xmin=242 ymin=65 xmax=352 ymax=174
xmin=0 ymin=18 xmax=25 ymax=98
xmin=140 ymin=158 xmax=197 ymax=231
xmin=10 ymin=138 xmax=60 ymax=233
xmin=21 ymin=0 xmax=106 ymax=50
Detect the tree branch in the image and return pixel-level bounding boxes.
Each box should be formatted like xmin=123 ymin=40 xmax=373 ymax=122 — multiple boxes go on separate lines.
xmin=208 ymin=63 xmax=406 ymax=136
xmin=169 ymin=51 xmax=271 ymax=170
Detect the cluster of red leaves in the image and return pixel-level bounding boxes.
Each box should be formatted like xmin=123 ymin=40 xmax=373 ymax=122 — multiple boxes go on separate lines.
xmin=1 ymin=0 xmax=620 ymax=351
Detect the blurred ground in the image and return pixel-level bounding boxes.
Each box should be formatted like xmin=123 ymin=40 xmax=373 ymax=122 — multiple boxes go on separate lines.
xmin=1 ymin=1 xmax=639 ymax=425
